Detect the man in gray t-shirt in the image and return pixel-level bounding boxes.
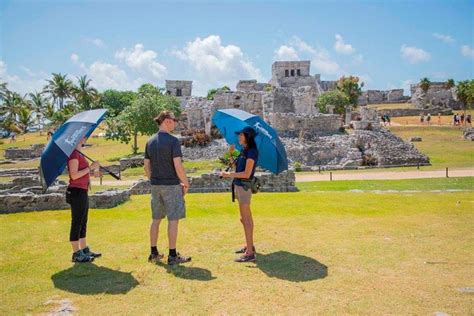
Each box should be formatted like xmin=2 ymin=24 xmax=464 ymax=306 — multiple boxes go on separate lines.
xmin=144 ymin=111 xmax=191 ymax=265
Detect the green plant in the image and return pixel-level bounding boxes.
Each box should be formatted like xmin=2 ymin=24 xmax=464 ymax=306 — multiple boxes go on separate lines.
xmin=336 ymin=76 xmax=363 ymax=105
xmin=419 ymin=77 xmax=431 ymax=93
xmin=293 ymin=161 xmax=302 ymax=172
xmin=316 ymin=90 xmax=350 ymax=114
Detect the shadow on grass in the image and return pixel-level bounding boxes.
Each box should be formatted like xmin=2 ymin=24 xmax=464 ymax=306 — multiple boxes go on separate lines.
xmin=155 ymin=261 xmax=216 ymax=281
xmin=51 ymin=263 xmax=139 ymax=295
xmin=255 ymin=251 xmax=327 ymax=282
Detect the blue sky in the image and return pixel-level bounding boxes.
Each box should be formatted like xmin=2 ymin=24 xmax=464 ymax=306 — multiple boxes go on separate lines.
xmin=1 ymin=0 xmax=473 ymax=96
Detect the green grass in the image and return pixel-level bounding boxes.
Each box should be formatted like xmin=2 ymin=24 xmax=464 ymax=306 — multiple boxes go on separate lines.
xmin=388 ymin=126 xmax=474 ymax=170
xmin=0 ymin=190 xmax=473 ymax=314
xmin=297 ymin=177 xmax=473 ymax=192
xmin=366 ymin=103 xmax=415 ymax=110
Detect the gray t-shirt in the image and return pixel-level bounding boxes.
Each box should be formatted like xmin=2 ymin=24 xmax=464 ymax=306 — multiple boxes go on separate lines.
xmin=144 ymin=131 xmax=182 ymax=185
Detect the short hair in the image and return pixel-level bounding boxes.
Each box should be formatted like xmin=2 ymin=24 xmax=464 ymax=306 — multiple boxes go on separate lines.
xmin=154 ymin=111 xmax=177 ymax=125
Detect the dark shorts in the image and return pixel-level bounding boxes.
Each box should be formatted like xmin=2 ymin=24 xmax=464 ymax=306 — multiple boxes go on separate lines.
xmin=151 ymin=185 xmax=186 ymax=220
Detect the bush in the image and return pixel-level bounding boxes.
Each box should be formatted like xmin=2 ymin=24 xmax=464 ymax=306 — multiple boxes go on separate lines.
xmin=293 ymin=162 xmax=302 ymax=172
xmin=316 ymin=90 xmax=350 ymax=114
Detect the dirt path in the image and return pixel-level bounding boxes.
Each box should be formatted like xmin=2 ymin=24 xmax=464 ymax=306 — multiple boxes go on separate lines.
xmin=295 ymin=168 xmax=474 ymax=182
xmin=91 ymin=168 xmax=474 ymax=186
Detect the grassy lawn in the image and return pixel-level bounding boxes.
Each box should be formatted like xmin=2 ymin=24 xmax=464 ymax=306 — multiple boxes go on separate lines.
xmin=388 ymin=126 xmax=474 ymax=170
xmin=0 ymin=190 xmax=472 ymax=314
xmin=366 ymin=103 xmax=415 ymax=110
xmin=297 ymin=177 xmax=473 ymax=192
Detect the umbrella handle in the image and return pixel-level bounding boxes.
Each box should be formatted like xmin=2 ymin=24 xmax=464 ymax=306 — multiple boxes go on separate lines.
xmin=78 ymin=151 xmax=121 ymax=180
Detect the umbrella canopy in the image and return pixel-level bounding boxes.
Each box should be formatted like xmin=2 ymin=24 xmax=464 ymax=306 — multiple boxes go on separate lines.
xmin=212 ymin=109 xmax=288 ymax=174
xmin=39 ymin=109 xmax=107 ymax=191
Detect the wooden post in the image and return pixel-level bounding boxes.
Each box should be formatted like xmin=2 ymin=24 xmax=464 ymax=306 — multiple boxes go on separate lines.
xmin=100 ymin=175 xmax=103 ymax=186
xmin=330 ymin=172 xmax=333 ymax=181
xmin=446 ymin=167 xmax=449 ymax=178
xmin=318 ymin=166 xmax=321 ymax=174
xmin=417 ymin=163 xmax=420 ymax=170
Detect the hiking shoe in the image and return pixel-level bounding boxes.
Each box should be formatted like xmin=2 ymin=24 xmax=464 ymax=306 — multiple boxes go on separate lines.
xmin=167 ymin=253 xmax=192 ymax=265
xmin=83 ymin=246 xmax=102 ymax=258
xmin=234 ymin=252 xmax=256 ymax=263
xmin=148 ymin=252 xmax=164 ymax=263
xmin=72 ymin=250 xmax=94 ymax=263
xmin=235 ymin=246 xmax=256 ymax=254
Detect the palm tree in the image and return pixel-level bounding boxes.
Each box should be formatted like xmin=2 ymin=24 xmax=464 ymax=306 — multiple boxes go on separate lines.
xmin=419 ymin=77 xmax=431 ymax=93
xmin=17 ymin=106 xmax=34 ymax=133
xmin=455 ymin=80 xmax=474 ymax=128
xmin=44 ymin=73 xmax=74 ymax=110
xmin=29 ymin=91 xmax=48 ymax=134
xmin=73 ymin=75 xmax=99 ymax=110
xmin=445 ymin=79 xmax=455 ymax=89
xmin=0 ymin=90 xmax=28 ymax=132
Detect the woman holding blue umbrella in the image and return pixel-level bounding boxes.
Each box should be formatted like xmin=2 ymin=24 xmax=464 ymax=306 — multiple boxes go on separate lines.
xmin=220 ymin=126 xmax=259 ymax=263
xmin=67 ymin=136 xmax=102 ymax=263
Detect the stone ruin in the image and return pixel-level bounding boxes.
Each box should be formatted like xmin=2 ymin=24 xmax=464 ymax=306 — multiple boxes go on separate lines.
xmin=173 ymin=60 xmax=429 ymax=170
xmin=129 ymin=170 xmax=297 ymax=194
xmin=4 ymin=144 xmax=45 ymax=160
xmin=410 ymin=82 xmax=460 ymax=109
xmin=179 ymin=60 xmax=342 ymax=138
xmin=358 ymin=89 xmax=410 ymax=106
xmin=0 ymin=171 xmax=132 ymax=213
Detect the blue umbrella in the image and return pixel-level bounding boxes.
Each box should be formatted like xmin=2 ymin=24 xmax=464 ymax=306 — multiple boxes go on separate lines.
xmin=212 ymin=109 xmax=288 ymax=174
xmin=39 ymin=109 xmax=117 ymax=192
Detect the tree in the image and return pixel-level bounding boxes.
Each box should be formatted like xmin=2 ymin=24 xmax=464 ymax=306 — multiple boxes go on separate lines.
xmin=106 ymin=85 xmax=181 ymax=154
xmin=336 ymin=76 xmax=363 ymax=105
xmin=138 ymin=83 xmax=162 ymax=97
xmin=17 ymin=106 xmax=34 ymax=133
xmin=206 ymin=86 xmax=230 ymax=100
xmin=73 ymin=75 xmax=99 ymax=110
xmin=456 ymin=80 xmax=474 ymax=127
xmin=29 ymin=91 xmax=48 ymax=133
xmin=44 ymin=73 xmax=74 ymax=110
xmin=315 ymin=90 xmax=350 ymax=114
xmin=445 ymin=78 xmax=455 ymax=89
xmin=98 ymin=89 xmax=137 ymax=117
xmin=419 ymin=77 xmax=431 ymax=93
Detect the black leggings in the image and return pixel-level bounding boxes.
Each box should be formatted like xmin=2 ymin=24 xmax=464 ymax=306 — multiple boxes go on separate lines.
xmin=69 ymin=188 xmax=89 ymax=242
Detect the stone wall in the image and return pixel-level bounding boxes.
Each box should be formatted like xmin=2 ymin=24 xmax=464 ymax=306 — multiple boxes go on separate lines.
xmin=165 ymin=80 xmax=192 ymax=97
xmin=129 ymin=170 xmax=297 ymax=194
xmin=358 ymin=89 xmax=409 ymax=105
xmin=266 ymin=112 xmax=342 ymax=137
xmin=0 ymin=189 xmax=130 ymax=214
xmin=213 ymin=91 xmax=264 ymax=117
xmin=410 ymin=82 xmax=460 ymax=109
xmin=380 ymin=106 xmax=452 ymax=118
xmin=319 ymin=80 xmax=337 ymax=92
xmin=352 ymin=107 xmax=380 ymax=130
xmin=4 ymin=144 xmax=45 ymax=160
xmin=271 ymin=60 xmax=311 ymax=85
xmin=236 ymin=80 xmax=270 ymax=92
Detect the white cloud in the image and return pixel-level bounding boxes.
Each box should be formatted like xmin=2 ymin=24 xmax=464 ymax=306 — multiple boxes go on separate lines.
xmin=85 ymin=38 xmax=106 ymax=48
xmin=115 ymin=43 xmax=167 ymax=80
xmin=77 ymin=60 xmax=143 ymax=91
xmin=274 ymin=45 xmax=299 ymax=60
xmin=0 ymin=60 xmax=46 ymax=95
xmin=400 ymin=45 xmax=431 ymax=64
xmin=70 ymin=53 xmax=80 ymax=64
xmin=334 ymin=34 xmax=355 ymax=55
xmin=288 ymin=36 xmax=341 ymax=75
xmin=433 ymin=33 xmax=454 ymax=43
xmin=172 ymin=35 xmax=263 ymax=94
xmin=461 ymin=45 xmax=474 ymax=59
